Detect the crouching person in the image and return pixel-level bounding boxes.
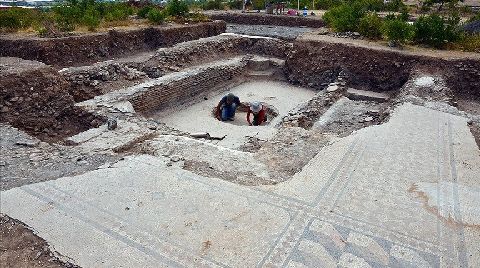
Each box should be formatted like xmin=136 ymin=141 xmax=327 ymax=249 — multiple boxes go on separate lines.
xmin=247 ymin=101 xmax=267 ymax=126
xmin=216 ymin=93 xmax=241 ymax=121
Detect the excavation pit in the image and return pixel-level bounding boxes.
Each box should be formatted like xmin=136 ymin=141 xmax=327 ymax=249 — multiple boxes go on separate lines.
xmin=154 ymin=80 xmax=315 ymax=148
xmin=1 ymin=23 xmax=480 ymax=268
xmin=209 ymin=102 xmax=279 ymax=127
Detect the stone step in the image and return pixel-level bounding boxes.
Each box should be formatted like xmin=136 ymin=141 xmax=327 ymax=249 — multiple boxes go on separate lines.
xmin=67 ymin=120 xmax=154 ymax=153
xmin=346 ymin=88 xmax=389 ymax=102
xmin=246 ymin=56 xmax=285 ymax=71
xmin=246 ymin=69 xmax=277 ymax=77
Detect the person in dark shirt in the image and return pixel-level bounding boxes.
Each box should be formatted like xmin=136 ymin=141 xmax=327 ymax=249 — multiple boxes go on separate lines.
xmin=216 ymin=93 xmax=241 ymax=121
xmin=247 ymin=101 xmax=267 ymax=126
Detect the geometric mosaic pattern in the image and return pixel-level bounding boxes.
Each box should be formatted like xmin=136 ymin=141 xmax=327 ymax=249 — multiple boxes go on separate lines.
xmin=2 ymin=104 xmax=475 ymax=267
xmin=286 ymin=219 xmax=440 ymax=268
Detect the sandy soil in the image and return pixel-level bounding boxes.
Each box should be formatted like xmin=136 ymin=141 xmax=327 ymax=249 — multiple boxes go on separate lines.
xmin=0 ymin=214 xmax=78 ymax=268
xmin=226 ymin=24 xmax=315 ymax=40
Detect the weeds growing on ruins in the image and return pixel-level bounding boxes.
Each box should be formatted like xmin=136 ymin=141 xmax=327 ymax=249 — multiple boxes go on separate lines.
xmin=319 ymin=0 xmax=479 ymax=50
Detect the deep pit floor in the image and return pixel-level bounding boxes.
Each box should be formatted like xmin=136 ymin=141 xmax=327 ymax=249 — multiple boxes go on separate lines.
xmin=154 ymin=80 xmax=315 ymax=149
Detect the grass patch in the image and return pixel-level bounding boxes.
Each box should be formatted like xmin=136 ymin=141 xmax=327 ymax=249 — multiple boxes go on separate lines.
xmin=448 ymin=34 xmax=480 ymax=53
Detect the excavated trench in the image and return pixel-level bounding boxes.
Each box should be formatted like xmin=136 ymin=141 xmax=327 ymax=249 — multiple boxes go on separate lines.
xmin=2 ymin=30 xmax=480 ymax=188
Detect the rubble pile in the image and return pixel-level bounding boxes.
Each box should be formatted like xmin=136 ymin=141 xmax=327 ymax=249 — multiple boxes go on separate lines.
xmin=0 ymin=58 xmax=104 ymax=142
xmin=61 ymin=61 xmax=147 ymax=101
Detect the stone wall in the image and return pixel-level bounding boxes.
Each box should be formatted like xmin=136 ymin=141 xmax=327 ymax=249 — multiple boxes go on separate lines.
xmin=130 ymin=58 xmax=247 ymax=114
xmin=60 ymin=61 xmax=148 ymax=102
xmin=60 ymin=34 xmax=290 ymax=103
xmin=141 ymin=34 xmax=291 ymax=77
xmin=285 ymin=39 xmax=480 ymax=100
xmin=209 ymin=13 xmax=325 ymax=28
xmin=0 ymin=21 xmax=226 ymax=67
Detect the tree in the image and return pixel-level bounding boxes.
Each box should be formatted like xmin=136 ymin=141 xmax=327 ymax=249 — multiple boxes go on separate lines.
xmin=422 ymin=0 xmax=464 ymax=11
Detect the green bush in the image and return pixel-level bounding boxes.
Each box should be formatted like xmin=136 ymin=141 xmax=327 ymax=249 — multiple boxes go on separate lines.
xmin=0 ymin=9 xmax=23 ymax=32
xmin=186 ymin=12 xmax=210 ymax=22
xmin=358 ymin=12 xmax=383 ymax=39
xmin=448 ymin=33 xmax=480 ymax=53
xmin=37 ymin=26 xmax=49 ymax=36
xmin=147 ymin=8 xmax=166 ymax=24
xmin=53 ymin=5 xmax=82 ymax=32
xmin=0 ymin=8 xmax=43 ymax=32
xmin=398 ymin=9 xmax=410 ymax=21
xmin=468 ymin=12 xmax=480 ymax=23
xmin=103 ymin=3 xmax=134 ymax=22
xmin=413 ymin=14 xmax=461 ymax=48
xmin=165 ymin=0 xmax=189 ymax=17
xmin=138 ymin=5 xmax=154 ymax=18
xmin=252 ymin=0 xmax=264 ymax=10
xmin=83 ymin=6 xmax=100 ymax=31
xmin=50 ymin=0 xmax=137 ymax=32
xmin=203 ymin=0 xmax=224 ymax=10
xmin=382 ymin=18 xmax=414 ymax=45
xmin=315 ymin=0 xmax=342 ymax=10
xmin=384 ymin=0 xmax=406 ymax=12
xmin=228 ymin=0 xmax=243 ymax=9
xmin=353 ymin=0 xmax=384 ymax=12
xmin=323 ymin=3 xmax=365 ymax=32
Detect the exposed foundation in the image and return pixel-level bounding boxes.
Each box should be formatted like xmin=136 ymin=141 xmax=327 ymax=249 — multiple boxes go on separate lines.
xmin=1 ymin=23 xmax=480 ymax=268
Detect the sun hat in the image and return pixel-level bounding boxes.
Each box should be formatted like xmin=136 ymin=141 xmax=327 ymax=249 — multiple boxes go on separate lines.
xmin=250 ymin=101 xmax=262 ymax=113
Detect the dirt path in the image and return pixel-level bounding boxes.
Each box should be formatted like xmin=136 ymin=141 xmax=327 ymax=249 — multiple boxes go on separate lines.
xmin=299 ymin=33 xmax=480 ymax=60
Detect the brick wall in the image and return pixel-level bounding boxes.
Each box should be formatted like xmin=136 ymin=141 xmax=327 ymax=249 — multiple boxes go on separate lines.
xmin=130 ymin=61 xmax=247 ymax=114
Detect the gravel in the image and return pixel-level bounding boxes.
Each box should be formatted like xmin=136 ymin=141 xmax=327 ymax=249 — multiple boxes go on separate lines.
xmin=226 ymin=24 xmax=315 ymax=40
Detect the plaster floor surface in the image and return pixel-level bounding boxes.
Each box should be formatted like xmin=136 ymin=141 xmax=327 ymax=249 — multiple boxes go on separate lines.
xmin=1 ymin=103 xmax=479 ymax=268
xmin=153 ymin=80 xmax=316 ymax=149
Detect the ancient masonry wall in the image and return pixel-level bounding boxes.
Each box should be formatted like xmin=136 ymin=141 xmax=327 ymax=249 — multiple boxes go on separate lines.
xmin=60 ymin=35 xmax=291 ymax=103
xmin=0 ymin=21 xmax=226 ymax=67
xmin=140 ymin=34 xmax=291 ymax=76
xmin=209 ymin=13 xmax=325 ymax=28
xmin=285 ymin=40 xmax=480 ymax=99
xmin=130 ymin=59 xmax=247 ymax=114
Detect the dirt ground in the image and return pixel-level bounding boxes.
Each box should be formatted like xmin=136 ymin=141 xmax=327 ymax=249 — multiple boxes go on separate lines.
xmin=226 ymin=24 xmax=315 ymax=40
xmin=0 ymin=214 xmax=78 ymax=268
